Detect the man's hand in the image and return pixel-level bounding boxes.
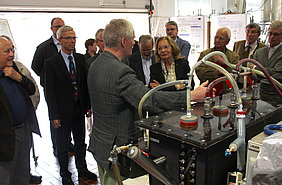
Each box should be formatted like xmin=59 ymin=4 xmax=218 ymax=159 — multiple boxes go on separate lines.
xmin=2 ymin=67 xmax=22 ymax=82
xmin=149 ymin=80 xmax=160 ymax=89
xmin=52 ymin=119 xmax=61 ymax=128
xmin=247 ymin=62 xmax=255 ymax=69
xmin=191 ymin=80 xmax=209 ymax=102
xmin=211 ymin=55 xmax=225 ymax=65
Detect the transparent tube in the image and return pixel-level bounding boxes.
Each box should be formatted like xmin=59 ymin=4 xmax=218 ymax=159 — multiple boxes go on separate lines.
xmin=201 ymin=51 xmax=282 ymax=89
xmin=189 ymin=58 xmax=242 ymax=108
xmin=138 ymin=80 xmax=189 ymax=119
xmin=201 ymin=51 xmax=232 ymax=68
xmin=204 ymin=61 xmax=242 ymax=104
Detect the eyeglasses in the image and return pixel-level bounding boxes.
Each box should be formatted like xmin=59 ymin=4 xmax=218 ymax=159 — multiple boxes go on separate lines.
xmin=268 ymin=32 xmax=280 ymax=37
xmin=166 ymin=28 xmax=176 ymax=32
xmin=157 ymin=45 xmax=170 ymax=51
xmin=61 ymin=37 xmax=77 ymax=41
xmin=52 ymin=25 xmax=64 ymax=28
xmin=141 ymin=49 xmax=153 ymax=52
xmin=246 ymin=30 xmax=259 ymax=34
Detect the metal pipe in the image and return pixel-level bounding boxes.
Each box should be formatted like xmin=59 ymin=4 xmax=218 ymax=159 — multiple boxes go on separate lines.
xmin=112 ymin=156 xmax=124 ymax=185
xmin=207 ymin=17 xmax=211 ymax=49
xmin=127 ymin=146 xmax=175 ymax=185
xmin=109 ymin=145 xmax=131 ymax=185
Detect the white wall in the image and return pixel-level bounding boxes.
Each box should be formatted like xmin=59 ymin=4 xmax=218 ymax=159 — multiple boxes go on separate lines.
xmin=0 ymin=12 xmax=149 ymax=71
xmin=0 ymin=12 xmax=150 ymax=142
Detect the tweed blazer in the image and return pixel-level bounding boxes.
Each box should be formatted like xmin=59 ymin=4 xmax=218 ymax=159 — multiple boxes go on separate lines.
xmin=44 ymin=52 xmax=90 ymax=124
xmin=127 ymin=51 xmax=156 ymax=85
xmin=87 ymin=50 xmax=187 ymax=168
xmin=149 ymin=58 xmax=194 ymax=90
xmin=176 ymin=37 xmax=191 ymax=60
xmin=31 ymin=37 xmax=59 ymax=87
xmin=195 ymin=47 xmax=239 ymax=84
xmin=233 ymin=40 xmax=266 ymax=60
xmin=0 ymin=65 xmax=40 ymax=162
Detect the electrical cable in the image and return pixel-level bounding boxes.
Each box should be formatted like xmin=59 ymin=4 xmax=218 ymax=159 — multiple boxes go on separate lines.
xmin=264 ymin=124 xmax=282 ymax=135
xmin=205 ymin=72 xmax=255 ymax=97
xmin=235 ymin=59 xmax=282 ymax=97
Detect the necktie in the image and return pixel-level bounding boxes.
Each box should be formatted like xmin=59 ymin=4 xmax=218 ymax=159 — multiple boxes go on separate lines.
xmin=246 ymin=45 xmax=251 ymax=58
xmin=68 ymin=56 xmax=78 ymax=100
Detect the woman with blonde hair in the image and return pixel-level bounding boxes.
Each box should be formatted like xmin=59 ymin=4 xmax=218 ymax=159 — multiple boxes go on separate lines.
xmin=149 ymin=36 xmax=194 ymax=91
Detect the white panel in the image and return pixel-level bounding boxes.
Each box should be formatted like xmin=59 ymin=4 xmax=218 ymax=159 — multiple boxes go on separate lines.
xmin=210 ymin=14 xmax=250 ymax=50
xmin=0 ymin=0 xmax=150 ymax=12
xmin=171 ymin=16 xmax=206 ymax=66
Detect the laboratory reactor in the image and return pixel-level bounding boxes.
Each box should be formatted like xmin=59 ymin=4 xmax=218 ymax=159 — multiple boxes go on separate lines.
xmin=109 ymin=51 xmax=282 ymax=185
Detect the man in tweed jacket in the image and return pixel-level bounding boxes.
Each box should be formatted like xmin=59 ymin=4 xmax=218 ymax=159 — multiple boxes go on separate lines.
xmin=196 ymin=27 xmax=239 ymax=84
xmin=233 ymin=23 xmax=266 ymax=60
xmin=87 ymin=19 xmax=208 ymax=185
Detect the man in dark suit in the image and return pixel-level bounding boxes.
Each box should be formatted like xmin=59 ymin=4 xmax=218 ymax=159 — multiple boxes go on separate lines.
xmin=166 ymin=21 xmax=191 ymax=60
xmin=0 ymin=36 xmax=40 ymax=185
xmin=125 ymin=35 xmax=156 ymax=85
xmin=87 ymin=19 xmax=208 ymax=185
xmin=233 ymin=23 xmax=266 ymax=60
xmin=31 ymin=17 xmax=72 ymax=156
xmin=31 ymin=17 xmax=65 ymax=87
xmin=85 ymin=28 xmax=105 ymax=73
xmin=44 ymin=26 xmax=97 ymax=185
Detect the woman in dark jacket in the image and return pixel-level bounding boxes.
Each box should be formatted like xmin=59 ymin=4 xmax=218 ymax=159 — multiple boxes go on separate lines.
xmin=149 ymin=36 xmax=194 ymax=91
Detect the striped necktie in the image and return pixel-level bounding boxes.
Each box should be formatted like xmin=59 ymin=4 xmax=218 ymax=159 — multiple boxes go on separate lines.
xmin=68 ymin=56 xmax=78 ymax=100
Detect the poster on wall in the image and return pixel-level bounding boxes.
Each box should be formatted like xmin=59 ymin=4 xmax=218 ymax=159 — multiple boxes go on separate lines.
xmin=210 ymin=14 xmax=250 ymax=50
xmin=171 ymin=16 xmax=206 ymax=66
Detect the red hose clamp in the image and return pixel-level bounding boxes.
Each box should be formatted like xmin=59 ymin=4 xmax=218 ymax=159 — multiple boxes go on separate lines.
xmin=236 ymin=110 xmax=246 ymax=115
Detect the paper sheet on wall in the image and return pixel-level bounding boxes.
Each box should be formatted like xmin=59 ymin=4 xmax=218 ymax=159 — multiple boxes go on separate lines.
xmin=210 ymin=14 xmax=250 ymax=50
xmin=171 ymin=16 xmax=206 ymax=67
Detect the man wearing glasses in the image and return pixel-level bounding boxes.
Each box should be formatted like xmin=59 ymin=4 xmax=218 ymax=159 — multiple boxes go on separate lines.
xmin=31 ymin=17 xmax=71 ymax=157
xmin=165 ymin=21 xmax=191 ymax=60
xmin=44 ymin=26 xmax=97 ymax=185
xmin=233 ymin=23 xmax=266 ymax=60
xmin=124 ymin=35 xmax=156 ymax=85
xmin=32 ymin=17 xmax=65 ymax=87
xmin=85 ymin=29 xmax=105 ymax=73
xmin=249 ymin=21 xmax=282 ymax=97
